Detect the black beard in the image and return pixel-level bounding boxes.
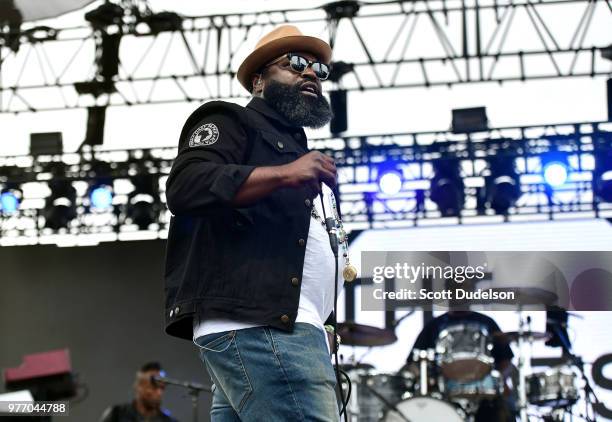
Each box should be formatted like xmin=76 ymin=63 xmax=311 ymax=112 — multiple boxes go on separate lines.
xmin=262 ymin=80 xmax=332 ymax=129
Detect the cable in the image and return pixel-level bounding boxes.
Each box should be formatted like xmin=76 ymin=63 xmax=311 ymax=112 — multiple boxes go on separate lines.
xmin=319 ymin=190 xmax=350 ymax=422
xmin=339 ymin=368 xmax=352 ymax=408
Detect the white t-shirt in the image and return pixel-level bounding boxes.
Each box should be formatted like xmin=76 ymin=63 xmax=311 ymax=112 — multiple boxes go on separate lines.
xmin=193 ymin=185 xmax=343 ymax=344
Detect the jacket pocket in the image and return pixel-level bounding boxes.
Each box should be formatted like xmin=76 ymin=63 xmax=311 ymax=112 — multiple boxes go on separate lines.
xmin=259 ymin=130 xmax=302 ymax=159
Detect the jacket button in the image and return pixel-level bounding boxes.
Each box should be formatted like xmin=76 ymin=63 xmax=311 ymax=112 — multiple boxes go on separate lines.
xmin=304 ymin=199 xmax=311 ymax=207
xmin=298 ymin=238 xmax=305 ymax=247
xmin=280 ymin=314 xmax=290 ymax=324
xmin=293 ymin=132 xmax=302 ymax=140
xmin=277 ymin=141 xmax=284 ymax=149
xmin=174 ymin=306 xmax=180 ymax=315
xmin=291 ymin=277 xmax=299 ymax=286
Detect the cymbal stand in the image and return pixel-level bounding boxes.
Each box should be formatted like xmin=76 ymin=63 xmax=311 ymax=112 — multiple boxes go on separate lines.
xmin=517 ymin=308 xmax=529 ymax=422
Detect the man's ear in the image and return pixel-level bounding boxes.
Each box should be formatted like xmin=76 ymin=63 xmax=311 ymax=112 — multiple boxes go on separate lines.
xmin=252 ymin=74 xmax=263 ymax=93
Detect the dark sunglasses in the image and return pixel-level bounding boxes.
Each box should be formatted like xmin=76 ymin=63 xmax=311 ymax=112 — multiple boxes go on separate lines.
xmin=267 ymin=53 xmax=331 ymax=81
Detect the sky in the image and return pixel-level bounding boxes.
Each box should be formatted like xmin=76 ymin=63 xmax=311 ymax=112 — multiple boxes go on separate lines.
xmin=0 ymin=0 xmax=610 ymax=155
xmin=1 ymin=1 xmax=612 ymax=417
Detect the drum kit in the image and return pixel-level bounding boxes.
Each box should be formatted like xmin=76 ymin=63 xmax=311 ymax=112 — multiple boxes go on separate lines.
xmin=336 ymin=290 xmax=593 ymax=422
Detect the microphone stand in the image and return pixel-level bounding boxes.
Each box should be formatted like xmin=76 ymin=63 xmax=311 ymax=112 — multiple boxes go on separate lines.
xmin=152 ymin=375 xmax=211 ymax=422
xmin=549 ymin=324 xmax=600 ymax=422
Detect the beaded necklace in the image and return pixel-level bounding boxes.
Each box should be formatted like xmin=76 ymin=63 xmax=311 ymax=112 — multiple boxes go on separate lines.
xmin=311 ymin=191 xmax=357 ymax=282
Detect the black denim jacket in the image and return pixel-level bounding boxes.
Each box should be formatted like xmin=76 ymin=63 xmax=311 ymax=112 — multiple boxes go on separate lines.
xmin=164 ymin=97 xmax=331 ymax=340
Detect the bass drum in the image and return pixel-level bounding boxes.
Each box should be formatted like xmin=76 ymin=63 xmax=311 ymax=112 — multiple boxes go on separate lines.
xmin=382 ymin=396 xmax=465 ymax=422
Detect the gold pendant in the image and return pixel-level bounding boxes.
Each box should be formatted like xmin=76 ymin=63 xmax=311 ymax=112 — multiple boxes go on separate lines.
xmin=343 ymin=264 xmax=358 ymax=282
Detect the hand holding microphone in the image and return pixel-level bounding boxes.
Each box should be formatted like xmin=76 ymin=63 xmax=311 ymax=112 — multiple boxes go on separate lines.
xmin=279 ymin=151 xmax=337 ymax=197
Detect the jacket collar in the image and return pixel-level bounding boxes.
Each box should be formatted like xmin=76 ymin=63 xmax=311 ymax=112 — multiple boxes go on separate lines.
xmin=246 ymin=96 xmax=300 ymax=129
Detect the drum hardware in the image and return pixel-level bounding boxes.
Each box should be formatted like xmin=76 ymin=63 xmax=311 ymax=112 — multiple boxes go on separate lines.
xmin=337 ymin=322 xmax=398 ymax=347
xmin=569 ymin=355 xmax=600 ymax=422
xmin=496 ymin=331 xmax=551 ymax=343
xmin=545 ymin=308 xmax=600 ymax=422
xmin=360 ymin=381 xmax=410 ymax=422
xmin=410 ymin=348 xmax=440 ymax=397
xmin=419 ymin=350 xmax=427 ymax=397
xmin=516 ymin=308 xmax=530 ymax=422
xmin=342 ymin=368 xmax=414 ymax=422
xmin=442 ymin=370 xmax=504 ymax=401
xmin=337 ymin=298 xmax=601 ymax=422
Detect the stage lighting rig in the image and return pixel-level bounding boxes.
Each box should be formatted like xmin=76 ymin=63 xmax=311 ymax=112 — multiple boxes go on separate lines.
xmin=44 ymin=179 xmax=78 ymax=231
xmin=594 ymin=146 xmax=612 ymax=203
xmin=484 ymin=155 xmax=522 ymax=215
xmin=541 ymin=153 xmax=570 ymax=188
xmin=22 ymin=26 xmax=58 ymax=43
xmin=126 ymin=172 xmax=161 ymax=230
xmin=430 ymin=158 xmax=465 ymax=217
xmin=76 ymin=2 xmax=124 ymax=98
xmin=86 ymin=161 xmax=114 ymax=211
xmin=140 ymin=11 xmax=183 ymax=35
xmin=0 ymin=186 xmax=22 ymax=214
xmin=0 ymin=166 xmax=23 ymax=215
xmin=323 ymin=1 xmax=360 ymax=20
xmin=377 ymin=163 xmax=403 ymax=196
xmin=84 ymin=2 xmax=125 ymax=29
xmin=0 ymin=0 xmax=22 ymax=52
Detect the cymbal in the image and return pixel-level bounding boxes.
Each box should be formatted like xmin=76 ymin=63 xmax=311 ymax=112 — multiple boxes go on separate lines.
xmin=490 ymin=287 xmax=558 ymax=305
xmin=337 ymin=322 xmax=397 ymax=347
xmin=337 ymin=362 xmax=375 ymax=372
xmin=494 ymin=331 xmax=551 ymax=343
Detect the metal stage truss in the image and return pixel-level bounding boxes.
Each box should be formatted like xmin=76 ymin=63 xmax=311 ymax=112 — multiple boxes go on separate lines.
xmin=0 ymin=0 xmax=610 ymax=113
xmin=0 ymin=119 xmax=611 ymax=245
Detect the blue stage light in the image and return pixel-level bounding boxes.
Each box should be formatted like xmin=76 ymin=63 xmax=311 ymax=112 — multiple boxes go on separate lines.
xmin=0 ymin=191 xmax=19 ymax=213
xmin=90 ymin=185 xmax=113 ymax=210
xmin=543 ymin=161 xmax=568 ymax=187
xmin=378 ymin=170 xmax=402 ymax=195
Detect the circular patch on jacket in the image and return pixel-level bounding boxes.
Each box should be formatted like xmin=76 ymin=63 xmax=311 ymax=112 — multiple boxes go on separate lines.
xmin=189 ymin=123 xmax=219 ymax=147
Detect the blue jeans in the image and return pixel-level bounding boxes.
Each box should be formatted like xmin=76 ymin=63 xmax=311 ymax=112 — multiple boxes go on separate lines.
xmin=195 ymin=323 xmax=340 ymax=421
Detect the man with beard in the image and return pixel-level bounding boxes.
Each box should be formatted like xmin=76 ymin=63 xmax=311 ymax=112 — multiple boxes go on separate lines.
xmin=164 ymin=26 xmax=342 ymax=421
xmin=99 ymin=362 xmax=177 ymax=422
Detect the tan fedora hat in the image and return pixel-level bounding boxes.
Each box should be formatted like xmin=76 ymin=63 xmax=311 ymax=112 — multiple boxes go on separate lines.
xmin=237 ymin=25 xmax=332 ymax=92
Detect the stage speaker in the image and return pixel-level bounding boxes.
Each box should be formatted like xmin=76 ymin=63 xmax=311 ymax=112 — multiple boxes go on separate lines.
xmin=30 ymin=132 xmax=63 ymax=156
xmin=101 ymin=32 xmax=121 ymax=79
xmin=607 ymin=78 xmax=611 ymax=122
xmin=330 ymin=90 xmax=347 ymax=134
xmin=84 ymin=106 xmax=107 ymax=147
xmin=452 ymin=107 xmax=488 ymax=133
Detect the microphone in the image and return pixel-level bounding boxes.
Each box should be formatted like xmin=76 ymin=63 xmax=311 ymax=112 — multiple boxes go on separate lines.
xmin=325 ymin=217 xmax=339 ymax=257
xmin=151 ymin=375 xmax=210 ymax=392
xmin=319 ymin=185 xmax=339 ymax=258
